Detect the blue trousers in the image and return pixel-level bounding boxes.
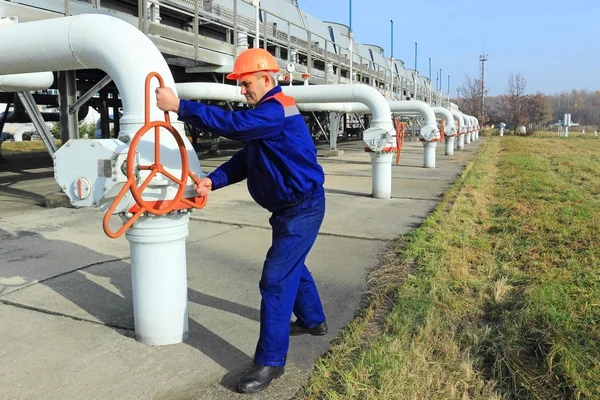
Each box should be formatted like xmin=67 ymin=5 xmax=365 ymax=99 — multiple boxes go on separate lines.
xmin=254 ymin=194 xmax=326 ymax=366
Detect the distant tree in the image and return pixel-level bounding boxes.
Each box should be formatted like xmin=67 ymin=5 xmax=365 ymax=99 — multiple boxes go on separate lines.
xmin=499 ymin=73 xmax=528 ymax=135
xmin=526 ymin=93 xmax=553 ymax=131
xmin=457 ymin=74 xmax=488 ymax=123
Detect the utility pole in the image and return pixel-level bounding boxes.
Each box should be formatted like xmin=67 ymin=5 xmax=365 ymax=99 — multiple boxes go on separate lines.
xmin=479 ymin=52 xmax=488 ymax=121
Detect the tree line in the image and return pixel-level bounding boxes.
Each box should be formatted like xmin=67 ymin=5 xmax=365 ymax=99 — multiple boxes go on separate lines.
xmin=457 ymin=74 xmax=600 ymax=134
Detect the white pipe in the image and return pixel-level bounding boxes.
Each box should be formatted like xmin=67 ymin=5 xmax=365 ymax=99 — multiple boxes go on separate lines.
xmin=0 ymin=15 xmax=197 ymax=346
xmin=253 ymin=0 xmax=260 ymax=48
xmin=431 ymin=107 xmax=457 ymax=136
xmin=432 ymin=107 xmax=457 ymax=156
xmin=177 ymin=82 xmax=245 ymax=103
xmin=451 ymin=111 xmax=466 ymax=150
xmin=0 ymin=72 xmax=54 ymax=91
xmin=127 ymin=213 xmax=190 ymax=345
xmin=422 ymin=141 xmax=437 ymax=168
xmin=177 ymin=82 xmax=395 ymax=199
xmin=283 ymin=85 xmax=394 ymax=199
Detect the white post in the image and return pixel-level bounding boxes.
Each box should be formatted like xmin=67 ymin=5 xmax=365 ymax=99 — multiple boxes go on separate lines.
xmin=457 ymin=133 xmax=465 ymax=149
xmin=370 ymin=152 xmax=393 ymax=198
xmin=445 ymin=136 xmax=454 ymax=156
xmin=348 ymin=31 xmax=353 ymax=83
xmin=329 ymin=111 xmax=339 ymax=150
xmin=126 ymin=213 xmax=190 ymax=345
xmin=253 ymin=0 xmax=259 ymax=48
xmin=422 ymin=141 xmax=436 ymax=168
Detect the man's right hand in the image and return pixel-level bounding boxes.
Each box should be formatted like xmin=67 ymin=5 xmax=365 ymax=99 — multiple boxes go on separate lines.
xmin=194 ymin=178 xmax=213 ymax=197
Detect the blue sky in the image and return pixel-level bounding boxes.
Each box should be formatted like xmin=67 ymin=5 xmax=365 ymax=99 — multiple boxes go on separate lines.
xmin=299 ymin=0 xmax=600 ymax=96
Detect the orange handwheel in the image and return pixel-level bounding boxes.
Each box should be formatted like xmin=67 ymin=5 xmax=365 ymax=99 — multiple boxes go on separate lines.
xmin=103 ymin=72 xmax=207 ymax=238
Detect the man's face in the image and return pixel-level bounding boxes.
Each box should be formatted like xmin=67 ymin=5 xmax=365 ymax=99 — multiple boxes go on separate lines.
xmin=239 ymin=72 xmax=270 ymax=106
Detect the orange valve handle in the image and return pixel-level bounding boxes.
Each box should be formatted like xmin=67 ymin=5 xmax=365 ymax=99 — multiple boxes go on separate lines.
xmin=394 ymin=117 xmax=406 ymax=165
xmin=103 ymin=72 xmax=207 ymax=238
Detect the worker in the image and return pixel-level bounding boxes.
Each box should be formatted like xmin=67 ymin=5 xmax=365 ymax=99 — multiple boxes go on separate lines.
xmin=156 ymin=48 xmax=327 ymax=394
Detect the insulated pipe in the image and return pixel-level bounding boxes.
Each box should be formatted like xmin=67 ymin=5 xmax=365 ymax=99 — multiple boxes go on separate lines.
xmin=0 ymin=72 xmax=54 ymax=91
xmin=0 ymin=15 xmax=197 ymax=346
xmin=451 ymin=111 xmax=466 ymax=150
xmin=177 ymin=82 xmax=396 ymax=198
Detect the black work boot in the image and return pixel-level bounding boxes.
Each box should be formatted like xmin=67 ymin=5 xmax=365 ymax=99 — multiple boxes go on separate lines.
xmin=290 ymin=320 xmax=327 ymax=336
xmin=236 ymin=364 xmax=284 ymax=393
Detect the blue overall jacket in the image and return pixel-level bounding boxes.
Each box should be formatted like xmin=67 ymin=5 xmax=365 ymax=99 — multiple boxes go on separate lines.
xmin=178 ymin=85 xmax=324 ymax=212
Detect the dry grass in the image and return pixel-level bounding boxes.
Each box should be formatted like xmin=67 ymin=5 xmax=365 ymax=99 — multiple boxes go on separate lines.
xmin=300 ymin=134 xmax=600 ymax=399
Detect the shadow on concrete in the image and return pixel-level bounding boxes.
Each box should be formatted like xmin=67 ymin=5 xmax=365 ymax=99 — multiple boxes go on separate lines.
xmin=0 ymin=228 xmax=254 ymax=384
xmin=324 ymin=188 xmax=371 ymax=198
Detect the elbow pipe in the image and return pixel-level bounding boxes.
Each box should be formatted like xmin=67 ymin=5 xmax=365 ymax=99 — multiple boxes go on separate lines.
xmin=176 ymin=82 xmax=396 ymax=150
xmin=431 ymin=107 xmax=457 ymax=136
xmin=450 ymin=111 xmax=466 ymax=134
xmin=177 ymin=82 xmax=393 ymax=132
xmin=0 ymin=14 xmax=200 ymax=174
xmin=0 ymin=72 xmax=54 ymax=92
xmin=387 ymin=101 xmax=439 ymax=141
xmin=282 ymin=84 xmax=393 ymax=133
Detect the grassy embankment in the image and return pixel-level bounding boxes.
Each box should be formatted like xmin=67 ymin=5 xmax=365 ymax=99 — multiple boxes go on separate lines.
xmin=301 ymin=133 xmax=600 ymax=399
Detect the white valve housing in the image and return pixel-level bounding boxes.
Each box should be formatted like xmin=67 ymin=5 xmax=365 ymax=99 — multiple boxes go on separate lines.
xmin=362 ymin=127 xmax=393 ymax=152
xmin=54 ymin=139 xmax=135 ymax=213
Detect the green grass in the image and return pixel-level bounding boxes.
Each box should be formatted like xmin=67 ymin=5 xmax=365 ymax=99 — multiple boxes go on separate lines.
xmin=2 ymin=140 xmax=61 ymax=154
xmin=300 ymin=135 xmax=600 ymax=399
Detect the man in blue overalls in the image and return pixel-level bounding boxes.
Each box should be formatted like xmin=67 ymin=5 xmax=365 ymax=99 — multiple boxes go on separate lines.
xmin=156 ymin=48 xmax=327 ymax=394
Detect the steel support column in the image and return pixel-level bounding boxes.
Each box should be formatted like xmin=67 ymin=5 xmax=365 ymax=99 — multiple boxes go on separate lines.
xmin=58 ymin=70 xmax=79 ymax=144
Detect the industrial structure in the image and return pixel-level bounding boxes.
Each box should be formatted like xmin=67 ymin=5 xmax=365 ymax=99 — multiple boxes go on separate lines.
xmin=0 ymin=0 xmax=480 ymax=344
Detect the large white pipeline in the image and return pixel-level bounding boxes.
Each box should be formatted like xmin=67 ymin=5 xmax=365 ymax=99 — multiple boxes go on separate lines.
xmin=297 ymin=100 xmax=440 ymax=167
xmin=0 ymin=72 xmax=54 ymax=91
xmin=177 ymin=82 xmax=397 ymax=199
xmin=0 ymin=14 xmax=201 ymax=346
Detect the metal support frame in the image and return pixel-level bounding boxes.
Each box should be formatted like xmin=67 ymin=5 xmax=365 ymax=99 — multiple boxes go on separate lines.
xmin=98 ymin=90 xmax=110 ymax=139
xmin=0 ymin=102 xmax=10 ymax=134
xmin=58 ymin=70 xmax=79 ymax=144
xmin=16 ymin=91 xmax=58 ymax=157
xmin=69 ymin=74 xmax=113 ymax=115
xmin=112 ymin=92 xmax=120 ymax=137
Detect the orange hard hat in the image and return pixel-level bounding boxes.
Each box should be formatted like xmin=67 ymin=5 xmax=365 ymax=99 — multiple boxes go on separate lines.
xmin=226 ymin=48 xmax=280 ymax=80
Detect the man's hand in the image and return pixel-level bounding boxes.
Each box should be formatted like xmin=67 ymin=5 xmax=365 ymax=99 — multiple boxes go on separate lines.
xmin=155 ymin=87 xmax=181 ymax=113
xmin=194 ymin=178 xmax=213 ymax=197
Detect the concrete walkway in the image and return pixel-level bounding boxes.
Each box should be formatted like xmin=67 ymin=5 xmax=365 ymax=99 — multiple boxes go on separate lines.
xmin=0 ymin=138 xmax=484 ymax=399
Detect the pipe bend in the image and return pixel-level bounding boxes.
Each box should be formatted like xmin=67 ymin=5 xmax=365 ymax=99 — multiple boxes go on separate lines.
xmin=388 ymin=100 xmax=439 ymax=141
xmin=451 ymin=111 xmax=466 ymax=134
xmin=431 ymin=107 xmax=457 ymax=136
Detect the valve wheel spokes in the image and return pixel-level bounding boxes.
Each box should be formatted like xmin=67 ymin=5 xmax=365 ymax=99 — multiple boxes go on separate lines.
xmin=102 ymin=71 xmax=207 ymax=239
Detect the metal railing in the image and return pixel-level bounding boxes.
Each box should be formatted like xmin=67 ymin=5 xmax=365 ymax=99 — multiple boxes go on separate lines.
xmin=69 ymin=0 xmax=442 ymax=103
